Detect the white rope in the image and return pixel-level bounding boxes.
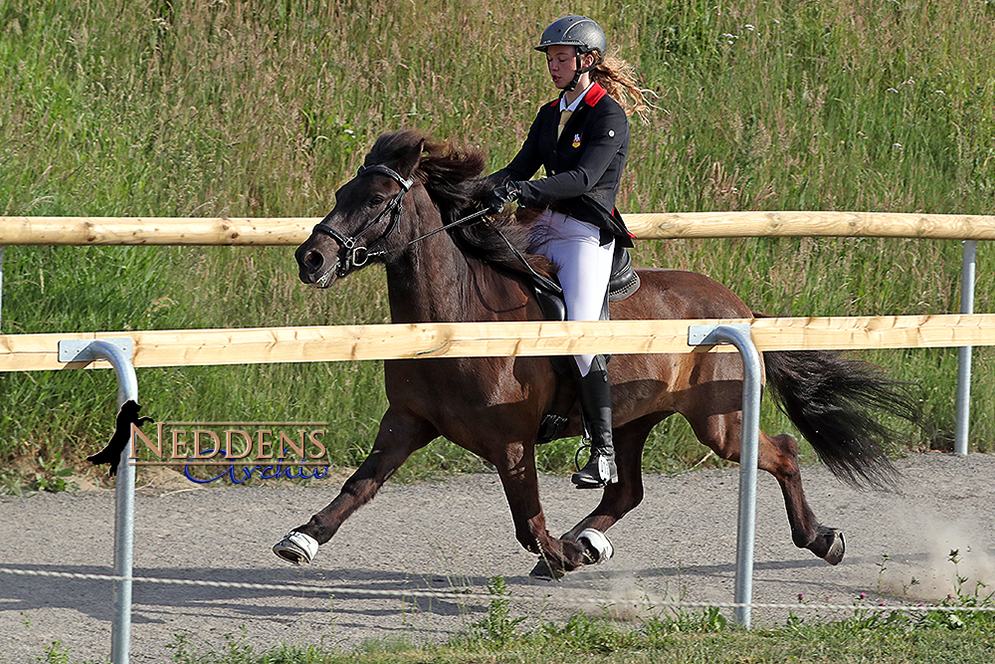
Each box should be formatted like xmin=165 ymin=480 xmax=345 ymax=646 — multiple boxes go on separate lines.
xmin=1 ymin=565 xmax=992 ymax=615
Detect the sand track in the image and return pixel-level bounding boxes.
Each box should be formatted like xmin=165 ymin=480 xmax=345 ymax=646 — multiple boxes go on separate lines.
xmin=1 ymin=453 xmax=994 ymax=663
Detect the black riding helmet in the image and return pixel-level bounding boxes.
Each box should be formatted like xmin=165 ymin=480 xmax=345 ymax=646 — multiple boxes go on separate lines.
xmin=534 ymin=15 xmax=607 ymax=92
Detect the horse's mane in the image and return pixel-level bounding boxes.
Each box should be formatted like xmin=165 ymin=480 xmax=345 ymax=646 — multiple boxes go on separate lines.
xmin=366 ymin=130 xmax=554 ymax=277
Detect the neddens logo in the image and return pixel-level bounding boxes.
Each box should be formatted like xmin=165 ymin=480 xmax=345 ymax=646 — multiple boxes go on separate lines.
xmin=130 ymin=421 xmax=331 ymax=484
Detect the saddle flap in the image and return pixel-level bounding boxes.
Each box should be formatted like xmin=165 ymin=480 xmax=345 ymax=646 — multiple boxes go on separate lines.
xmin=532 ymin=244 xmax=639 ymax=323
xmin=608 ymin=244 xmax=640 ymax=302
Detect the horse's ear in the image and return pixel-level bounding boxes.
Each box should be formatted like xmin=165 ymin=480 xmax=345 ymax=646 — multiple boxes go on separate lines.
xmin=393 ymin=138 xmax=424 ymax=180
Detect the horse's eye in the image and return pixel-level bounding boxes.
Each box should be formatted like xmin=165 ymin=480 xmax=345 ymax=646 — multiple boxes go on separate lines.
xmin=368 ymin=194 xmax=386 ymax=207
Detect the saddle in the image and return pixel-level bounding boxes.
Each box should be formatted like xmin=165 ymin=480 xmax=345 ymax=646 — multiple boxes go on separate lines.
xmin=532 ymin=242 xmax=640 ymax=323
xmin=530 ymin=244 xmax=640 ymax=444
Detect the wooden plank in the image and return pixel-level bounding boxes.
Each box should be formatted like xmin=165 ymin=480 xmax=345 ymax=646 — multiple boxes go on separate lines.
xmin=2 ymin=314 xmax=994 ymax=373
xmin=624 ymin=211 xmax=995 ymax=240
xmin=0 ymin=217 xmax=315 ymax=246
xmin=3 ymin=211 xmax=995 ymax=245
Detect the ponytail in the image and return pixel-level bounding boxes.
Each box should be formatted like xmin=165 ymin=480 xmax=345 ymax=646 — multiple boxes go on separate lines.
xmin=590 ymin=50 xmax=648 ymax=118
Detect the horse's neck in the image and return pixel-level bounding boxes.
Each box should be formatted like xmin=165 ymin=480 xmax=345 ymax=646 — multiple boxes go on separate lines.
xmin=385 ymin=234 xmax=531 ymax=324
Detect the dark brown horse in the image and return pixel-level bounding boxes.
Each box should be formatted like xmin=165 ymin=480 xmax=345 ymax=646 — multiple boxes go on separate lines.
xmin=275 ymin=129 xmax=919 ymax=579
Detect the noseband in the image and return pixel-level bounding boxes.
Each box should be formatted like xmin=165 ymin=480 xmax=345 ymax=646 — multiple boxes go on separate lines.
xmin=311 ymin=164 xmax=414 ymax=278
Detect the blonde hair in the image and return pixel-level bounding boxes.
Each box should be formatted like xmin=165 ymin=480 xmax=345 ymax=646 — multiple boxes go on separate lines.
xmin=589 ymin=50 xmax=648 ymax=118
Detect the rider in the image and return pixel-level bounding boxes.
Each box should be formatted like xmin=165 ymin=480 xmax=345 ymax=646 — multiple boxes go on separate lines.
xmin=486 ymin=15 xmax=646 ymax=488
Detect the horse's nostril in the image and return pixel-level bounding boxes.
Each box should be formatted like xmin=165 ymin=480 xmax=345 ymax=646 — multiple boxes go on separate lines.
xmin=304 ymin=250 xmax=323 ymax=271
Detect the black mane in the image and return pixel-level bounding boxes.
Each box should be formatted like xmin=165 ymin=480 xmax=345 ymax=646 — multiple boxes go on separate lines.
xmin=366 ymin=130 xmax=551 ymax=275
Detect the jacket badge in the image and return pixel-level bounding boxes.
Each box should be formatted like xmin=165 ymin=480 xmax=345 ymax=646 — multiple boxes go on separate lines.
xmin=572 ymin=133 xmax=582 ymax=148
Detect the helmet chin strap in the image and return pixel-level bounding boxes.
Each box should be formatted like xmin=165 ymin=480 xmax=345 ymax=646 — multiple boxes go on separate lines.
xmin=565 ymin=52 xmax=603 ymax=92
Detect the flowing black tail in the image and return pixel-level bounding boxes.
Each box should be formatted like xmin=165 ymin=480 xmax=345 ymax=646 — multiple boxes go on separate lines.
xmin=763 ymin=349 xmax=923 ymax=490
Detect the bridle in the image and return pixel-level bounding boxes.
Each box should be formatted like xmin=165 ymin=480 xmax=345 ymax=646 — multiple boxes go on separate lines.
xmin=310 ymin=162 xmax=494 ymax=280
xmin=311 ymin=164 xmax=414 ymax=278
xmin=309 ymin=162 xmax=557 ymax=293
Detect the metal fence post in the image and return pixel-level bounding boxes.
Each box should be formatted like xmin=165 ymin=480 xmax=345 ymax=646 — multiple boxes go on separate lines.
xmin=954 ymin=240 xmax=977 ymax=456
xmin=687 ymin=322 xmax=762 ymax=628
xmin=1 ymin=246 xmax=5 ymax=333
xmin=58 ymin=338 xmax=137 ymax=664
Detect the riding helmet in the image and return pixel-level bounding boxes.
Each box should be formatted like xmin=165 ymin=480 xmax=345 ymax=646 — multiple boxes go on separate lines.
xmin=534 ymin=15 xmax=607 ymax=56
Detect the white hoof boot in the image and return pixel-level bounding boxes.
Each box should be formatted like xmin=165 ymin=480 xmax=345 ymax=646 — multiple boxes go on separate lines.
xmin=273 ymin=530 xmax=318 ymax=565
xmin=577 ymin=528 xmax=614 ymax=565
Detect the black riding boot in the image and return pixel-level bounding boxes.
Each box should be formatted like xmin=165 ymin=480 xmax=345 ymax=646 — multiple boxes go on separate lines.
xmin=571 ymin=358 xmax=618 ymax=488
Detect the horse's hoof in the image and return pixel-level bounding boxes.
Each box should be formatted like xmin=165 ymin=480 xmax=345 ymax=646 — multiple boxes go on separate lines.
xmin=823 ymin=531 xmax=845 ymax=566
xmin=273 ymin=530 xmax=318 ymax=565
xmin=578 ymin=528 xmax=614 ymax=565
xmin=529 ymin=557 xmax=565 ymax=581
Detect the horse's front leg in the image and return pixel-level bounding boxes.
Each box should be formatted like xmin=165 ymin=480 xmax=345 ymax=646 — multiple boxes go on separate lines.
xmin=492 ymin=440 xmax=586 ymax=580
xmin=273 ymin=407 xmax=437 ymax=564
xmin=558 ymin=415 xmax=655 ymax=570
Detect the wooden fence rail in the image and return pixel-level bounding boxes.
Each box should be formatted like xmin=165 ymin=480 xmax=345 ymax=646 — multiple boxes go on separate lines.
xmin=2 ymin=314 xmax=994 ymax=373
xmin=4 ymin=211 xmax=995 ymax=245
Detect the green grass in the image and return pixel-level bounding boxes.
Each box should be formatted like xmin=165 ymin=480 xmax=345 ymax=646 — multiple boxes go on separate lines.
xmin=37 ymin=571 xmax=995 ymax=664
xmin=2 ymin=0 xmax=995 ymax=488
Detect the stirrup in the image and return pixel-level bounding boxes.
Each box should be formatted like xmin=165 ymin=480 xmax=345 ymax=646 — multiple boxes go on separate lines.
xmin=571 ymin=453 xmax=618 ymax=488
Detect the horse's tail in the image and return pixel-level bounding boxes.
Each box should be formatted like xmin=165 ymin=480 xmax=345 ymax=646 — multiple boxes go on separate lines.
xmin=762 ymin=348 xmax=922 ymax=490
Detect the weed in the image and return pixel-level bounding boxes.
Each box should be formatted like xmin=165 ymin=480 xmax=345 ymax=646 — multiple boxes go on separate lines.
xmin=28 ymin=452 xmax=76 ymax=494
xmin=468 ymin=575 xmax=525 ymax=646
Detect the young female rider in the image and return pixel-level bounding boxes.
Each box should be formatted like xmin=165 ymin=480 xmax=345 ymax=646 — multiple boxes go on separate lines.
xmin=486 ymin=15 xmax=646 ymax=489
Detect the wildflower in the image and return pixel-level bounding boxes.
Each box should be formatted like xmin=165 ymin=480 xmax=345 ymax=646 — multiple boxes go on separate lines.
xmin=859 ymin=592 xmax=867 ymax=600
xmin=797 ymin=593 xmax=804 ymax=601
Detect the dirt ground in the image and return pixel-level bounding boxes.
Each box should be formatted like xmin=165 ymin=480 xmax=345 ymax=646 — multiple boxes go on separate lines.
xmin=1 ymin=452 xmax=994 ymax=663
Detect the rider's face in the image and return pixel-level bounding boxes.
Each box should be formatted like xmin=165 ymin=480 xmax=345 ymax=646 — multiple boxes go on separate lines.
xmin=546 ymin=45 xmax=577 ymax=89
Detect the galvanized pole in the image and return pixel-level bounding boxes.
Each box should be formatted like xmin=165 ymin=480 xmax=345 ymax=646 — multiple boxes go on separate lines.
xmin=58 ymin=339 xmax=137 ymax=664
xmin=688 ymin=323 xmax=762 ymax=628
xmin=0 ymin=246 xmax=5 ymax=333
xmin=954 ymin=240 xmax=977 ymax=456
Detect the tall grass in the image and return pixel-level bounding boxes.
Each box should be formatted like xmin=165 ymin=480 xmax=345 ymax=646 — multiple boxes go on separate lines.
xmin=2 ymin=0 xmax=995 ymax=484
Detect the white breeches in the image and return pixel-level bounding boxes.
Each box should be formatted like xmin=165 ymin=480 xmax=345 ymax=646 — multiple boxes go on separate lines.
xmin=530 ymin=210 xmax=615 ymax=376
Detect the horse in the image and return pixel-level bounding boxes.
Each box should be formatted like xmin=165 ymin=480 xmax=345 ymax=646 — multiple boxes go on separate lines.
xmin=275 ymin=129 xmax=920 ymax=579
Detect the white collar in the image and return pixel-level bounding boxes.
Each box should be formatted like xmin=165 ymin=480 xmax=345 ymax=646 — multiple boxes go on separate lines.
xmin=559 ymin=83 xmax=595 ymax=113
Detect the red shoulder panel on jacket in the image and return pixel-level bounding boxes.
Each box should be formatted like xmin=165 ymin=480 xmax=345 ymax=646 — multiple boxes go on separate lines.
xmin=584 ymin=83 xmax=608 ymax=107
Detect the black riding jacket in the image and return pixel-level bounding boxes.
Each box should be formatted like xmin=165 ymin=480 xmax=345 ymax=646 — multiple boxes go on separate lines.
xmin=490 ymin=82 xmax=633 ymax=247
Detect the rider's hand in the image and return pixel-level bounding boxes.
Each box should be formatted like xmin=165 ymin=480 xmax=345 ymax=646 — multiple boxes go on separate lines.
xmin=486 ymin=181 xmax=523 ymax=213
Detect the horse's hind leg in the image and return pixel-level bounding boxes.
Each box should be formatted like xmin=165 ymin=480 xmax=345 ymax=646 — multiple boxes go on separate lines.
xmin=763 ymin=431 xmax=846 ymax=564
xmin=687 ymin=409 xmax=846 ymax=565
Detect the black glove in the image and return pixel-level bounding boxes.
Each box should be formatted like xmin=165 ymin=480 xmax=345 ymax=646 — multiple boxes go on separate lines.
xmin=486 ymin=181 xmax=523 ymax=213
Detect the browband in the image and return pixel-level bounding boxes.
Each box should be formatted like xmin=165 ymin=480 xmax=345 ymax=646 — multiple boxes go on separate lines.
xmin=357 ymin=164 xmax=414 ymax=192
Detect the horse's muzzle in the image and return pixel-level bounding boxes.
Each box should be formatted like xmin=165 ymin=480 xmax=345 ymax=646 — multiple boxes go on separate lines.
xmin=295 ymin=243 xmax=337 ymax=288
